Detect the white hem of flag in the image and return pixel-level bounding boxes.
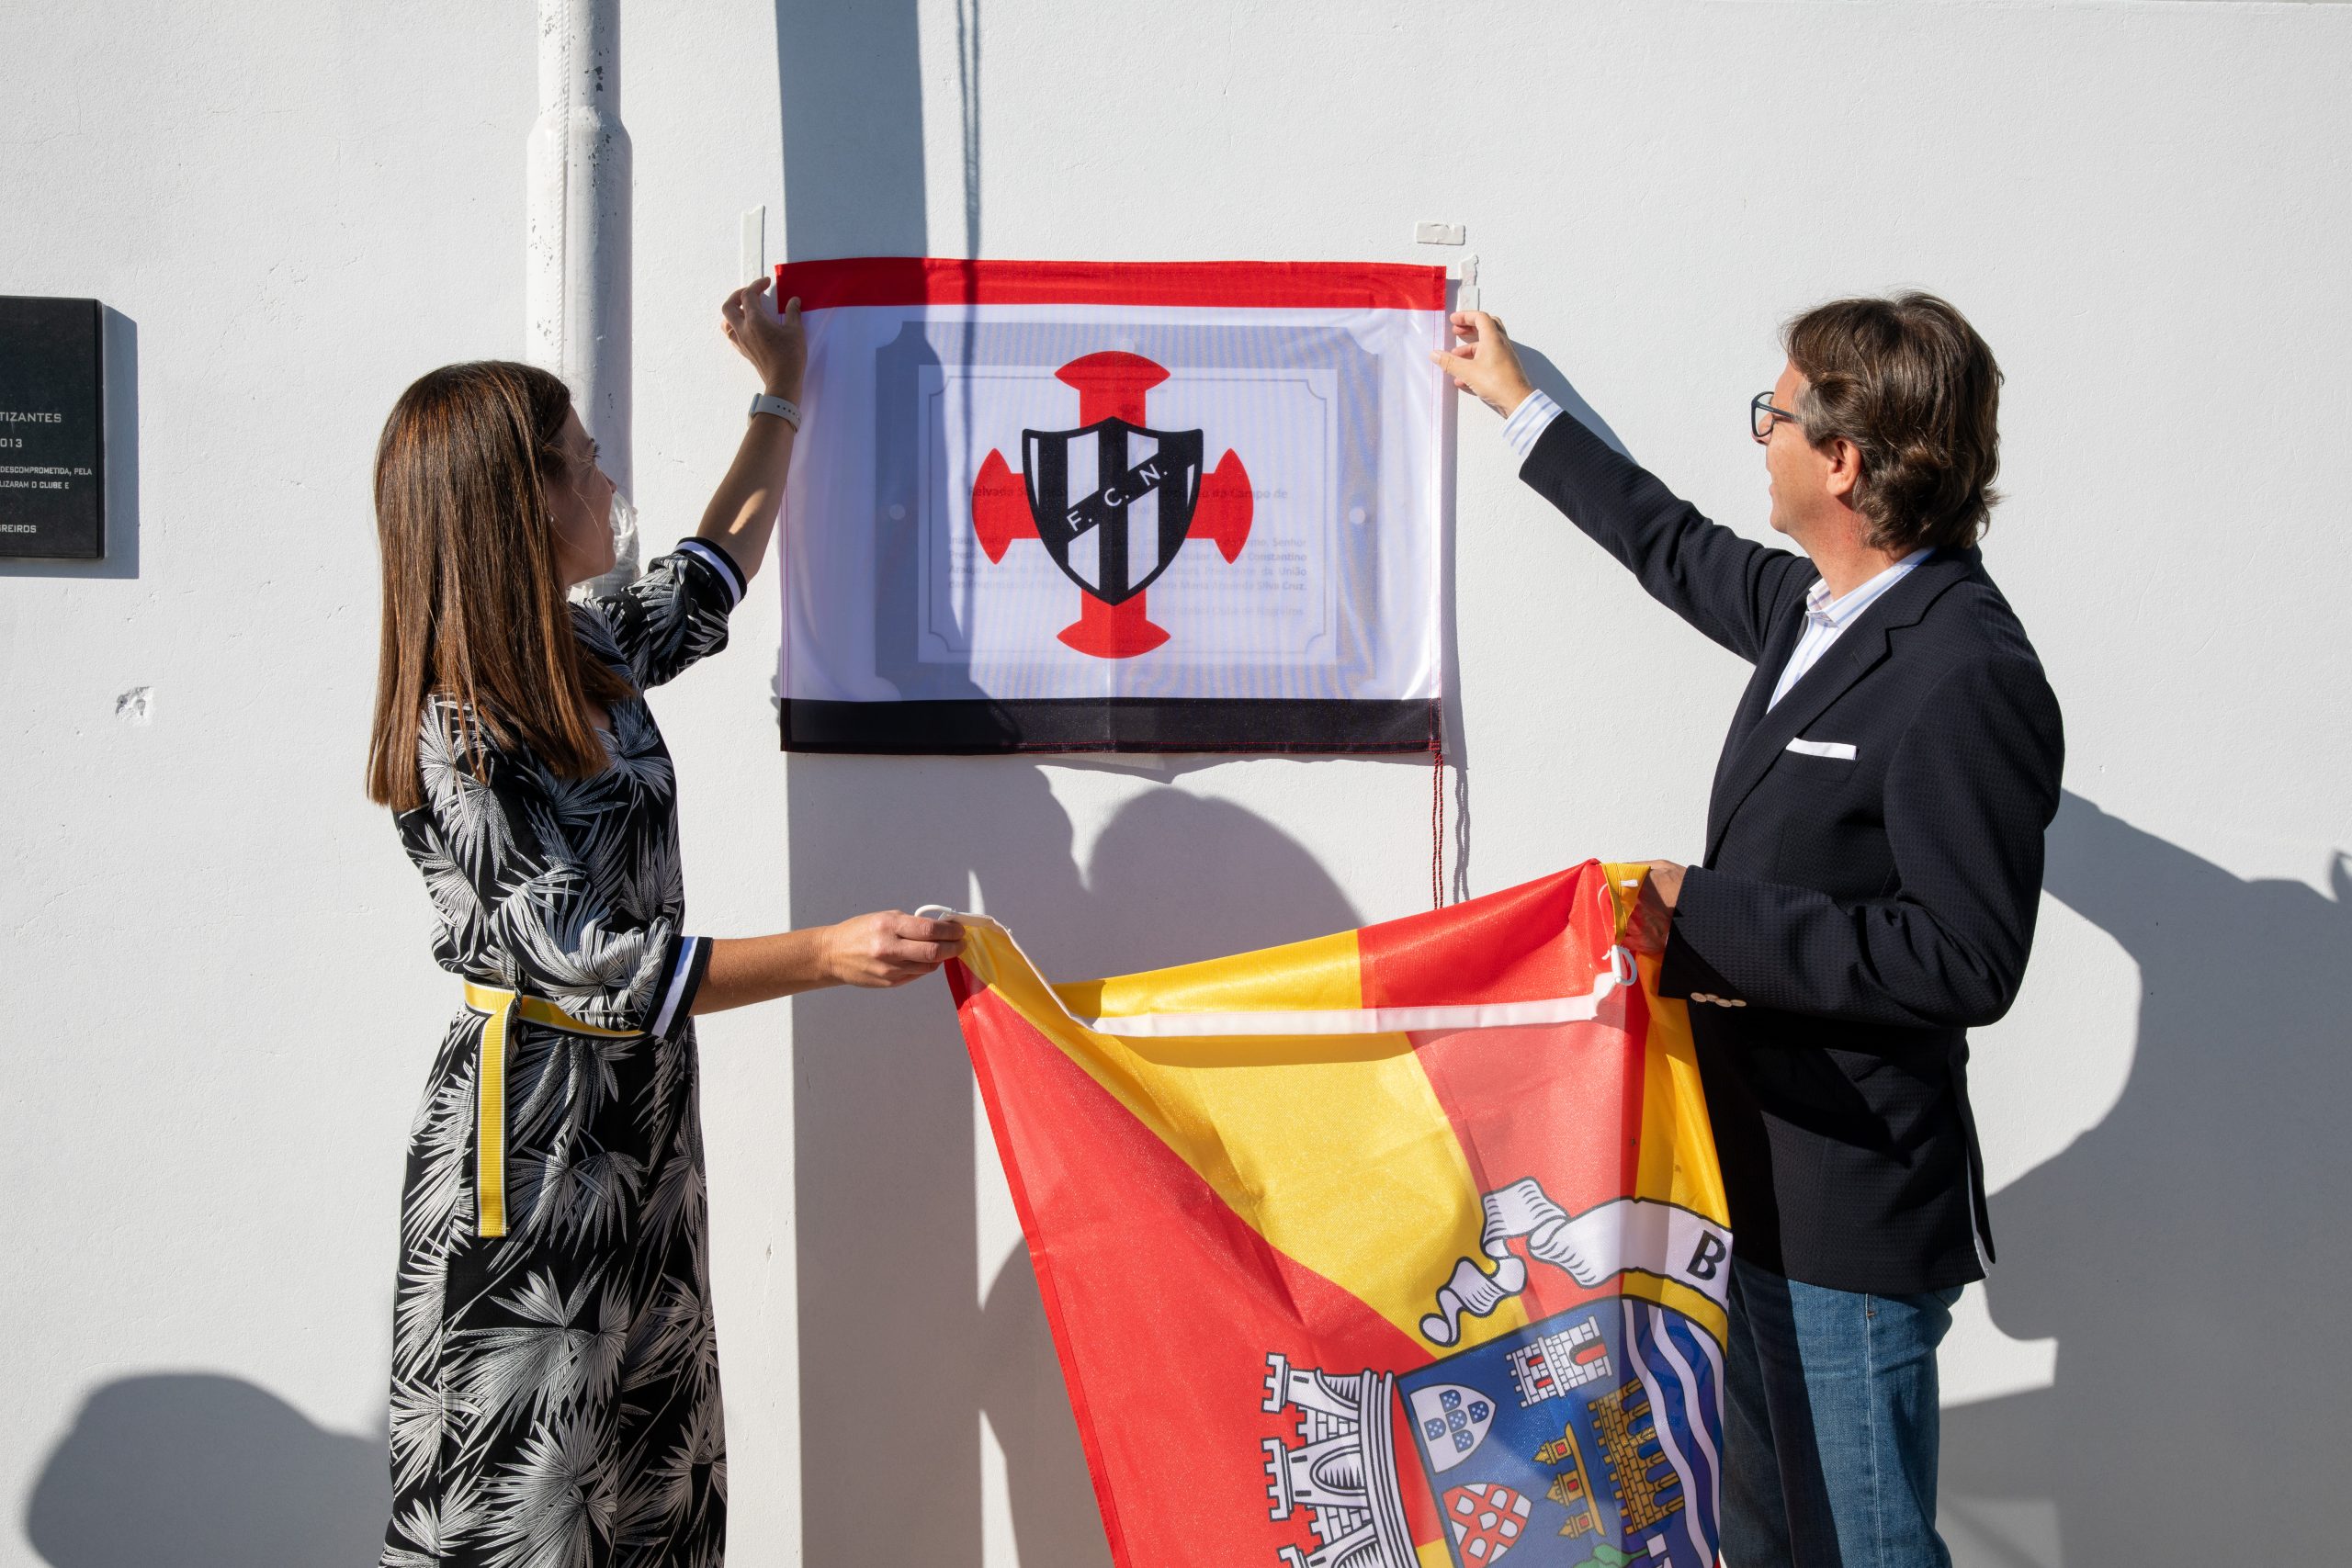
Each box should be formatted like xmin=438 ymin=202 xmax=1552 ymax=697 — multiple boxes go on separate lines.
xmin=933 ymin=911 xmax=1634 ymax=1040
xmin=1081 ymin=978 xmax=1624 ymax=1038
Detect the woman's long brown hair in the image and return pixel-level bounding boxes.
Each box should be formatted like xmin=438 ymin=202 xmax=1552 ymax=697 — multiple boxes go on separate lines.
xmin=366 ymin=361 xmax=635 ymax=810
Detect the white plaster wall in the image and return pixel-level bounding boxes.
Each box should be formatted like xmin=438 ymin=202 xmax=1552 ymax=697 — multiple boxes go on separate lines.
xmin=3 ymin=4 xmax=2346 ymax=1566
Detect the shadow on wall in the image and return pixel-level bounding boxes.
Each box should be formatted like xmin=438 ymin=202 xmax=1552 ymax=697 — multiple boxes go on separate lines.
xmin=1513 ymin=344 xmax=1631 ymax=460
xmin=768 ymin=10 xmax=2352 ymax=1561
xmin=24 ymin=1374 xmax=384 ymax=1566
xmin=769 ymin=6 xmax=1395 ymax=1557
xmin=790 ymin=768 xmax=1361 ymax=1566
xmin=1940 ymin=791 xmax=2351 ymax=1567
xmin=775 ymin=0 xmax=927 ymax=264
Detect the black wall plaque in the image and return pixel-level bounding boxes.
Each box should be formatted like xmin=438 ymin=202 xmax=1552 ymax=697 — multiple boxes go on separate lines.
xmin=0 ymin=296 xmax=106 ymax=559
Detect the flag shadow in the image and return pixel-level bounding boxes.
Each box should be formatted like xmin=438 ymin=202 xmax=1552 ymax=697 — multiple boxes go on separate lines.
xmin=1939 ymin=791 xmax=2352 ymax=1565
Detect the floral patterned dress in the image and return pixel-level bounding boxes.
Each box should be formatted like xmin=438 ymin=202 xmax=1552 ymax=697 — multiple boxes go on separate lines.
xmin=379 ymin=537 xmax=748 ymax=1568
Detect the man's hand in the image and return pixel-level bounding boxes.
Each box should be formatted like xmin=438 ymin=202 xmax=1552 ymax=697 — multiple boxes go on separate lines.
xmin=821 ymin=910 xmax=967 ymax=988
xmin=1430 ymin=310 xmax=1538 ymax=419
xmin=1624 ymin=862 xmax=1686 ymax=956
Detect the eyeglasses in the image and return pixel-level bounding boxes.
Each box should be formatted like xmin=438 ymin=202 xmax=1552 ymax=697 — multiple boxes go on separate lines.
xmin=1751 ymin=392 xmax=1801 ymax=444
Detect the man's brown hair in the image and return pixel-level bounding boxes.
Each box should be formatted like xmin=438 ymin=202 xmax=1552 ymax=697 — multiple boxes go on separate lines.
xmin=365 ymin=361 xmax=634 ymax=811
xmin=1784 ymin=292 xmax=2003 ymax=554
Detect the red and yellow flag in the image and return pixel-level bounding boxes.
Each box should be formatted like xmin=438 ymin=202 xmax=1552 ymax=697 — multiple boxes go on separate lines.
xmin=947 ymin=863 xmax=1732 ymax=1568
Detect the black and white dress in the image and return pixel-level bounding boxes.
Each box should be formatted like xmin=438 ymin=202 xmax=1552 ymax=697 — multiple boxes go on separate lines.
xmin=379 ymin=537 xmax=749 ymax=1568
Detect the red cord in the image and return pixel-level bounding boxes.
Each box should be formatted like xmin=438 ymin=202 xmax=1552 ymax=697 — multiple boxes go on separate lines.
xmin=1430 ymin=734 xmax=1446 ymax=909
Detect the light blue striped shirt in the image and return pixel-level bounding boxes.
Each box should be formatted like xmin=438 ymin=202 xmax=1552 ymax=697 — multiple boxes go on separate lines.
xmin=1766 ymin=550 xmax=1931 ymax=709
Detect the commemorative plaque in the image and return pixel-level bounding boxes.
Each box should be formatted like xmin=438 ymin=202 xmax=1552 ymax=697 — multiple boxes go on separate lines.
xmin=0 ymin=296 xmax=106 ymax=559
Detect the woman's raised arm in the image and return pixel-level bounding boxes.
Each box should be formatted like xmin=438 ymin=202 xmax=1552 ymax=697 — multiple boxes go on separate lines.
xmin=695 ymin=277 xmax=806 ymax=582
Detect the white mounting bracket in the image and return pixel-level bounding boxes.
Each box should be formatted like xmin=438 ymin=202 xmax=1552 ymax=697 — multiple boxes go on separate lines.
xmin=741 ymin=205 xmax=767 ymax=287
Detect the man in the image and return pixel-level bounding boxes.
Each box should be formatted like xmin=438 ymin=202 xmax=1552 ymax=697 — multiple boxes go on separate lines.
xmin=1437 ymin=294 xmax=2063 ymax=1568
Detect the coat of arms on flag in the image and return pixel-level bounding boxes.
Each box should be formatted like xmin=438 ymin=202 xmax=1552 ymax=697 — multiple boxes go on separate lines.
xmin=943 ymin=864 xmax=1733 ymax=1568
xmin=772 ymin=257 xmax=1447 ymax=753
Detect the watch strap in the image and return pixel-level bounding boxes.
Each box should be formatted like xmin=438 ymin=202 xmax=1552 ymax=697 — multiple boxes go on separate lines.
xmin=749 ymin=392 xmax=802 ymax=429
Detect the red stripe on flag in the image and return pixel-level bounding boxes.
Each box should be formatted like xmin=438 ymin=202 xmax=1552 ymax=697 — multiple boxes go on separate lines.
xmin=774 ymin=256 xmax=1448 ymax=312
xmin=1367 ymin=864 xmax=1653 ymax=1322
xmin=1408 ymin=1017 xmax=1648 ymax=1323
xmin=955 ymin=976 xmax=1437 ymax=1568
xmin=1358 ymin=863 xmax=1616 ymax=1009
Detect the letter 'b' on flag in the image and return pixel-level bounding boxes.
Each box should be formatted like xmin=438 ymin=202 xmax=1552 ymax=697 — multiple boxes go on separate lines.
xmin=944 ymin=863 xmax=1736 ymax=1568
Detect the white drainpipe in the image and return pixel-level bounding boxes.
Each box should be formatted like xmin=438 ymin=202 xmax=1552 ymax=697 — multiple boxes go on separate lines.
xmin=528 ymin=0 xmax=638 ymax=589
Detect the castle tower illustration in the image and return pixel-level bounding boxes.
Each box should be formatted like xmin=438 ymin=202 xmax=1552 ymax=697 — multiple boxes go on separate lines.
xmin=1260 ymin=1352 xmax=1419 ymax=1568
xmin=1533 ymin=1427 xmax=1602 ymax=1539
xmin=1508 ymin=1316 xmax=1612 ymax=1407
xmin=1587 ymin=1382 xmax=1685 ymax=1533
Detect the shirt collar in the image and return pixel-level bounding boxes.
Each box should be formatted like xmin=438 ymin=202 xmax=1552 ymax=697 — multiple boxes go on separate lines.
xmin=1804 ymin=547 xmax=1934 ymax=626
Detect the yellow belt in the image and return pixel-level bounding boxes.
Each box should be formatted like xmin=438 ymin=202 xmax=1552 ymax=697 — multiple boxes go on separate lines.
xmin=462 ymin=982 xmax=638 ymax=1237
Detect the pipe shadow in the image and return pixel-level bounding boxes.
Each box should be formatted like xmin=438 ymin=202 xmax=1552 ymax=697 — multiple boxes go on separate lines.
xmin=1939 ymin=791 xmax=2351 ymax=1565
xmin=775 ymin=0 xmax=928 ymax=262
xmin=23 ymin=1374 xmax=384 ymax=1566
xmin=774 ymin=13 xmax=1382 ymax=1560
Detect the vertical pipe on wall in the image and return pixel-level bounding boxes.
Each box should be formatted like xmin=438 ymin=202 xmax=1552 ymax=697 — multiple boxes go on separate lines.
xmin=528 ymin=0 xmax=637 ymax=590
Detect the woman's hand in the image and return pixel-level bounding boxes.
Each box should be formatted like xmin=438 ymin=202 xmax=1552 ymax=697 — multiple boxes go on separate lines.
xmin=821 ymin=910 xmax=967 ymax=988
xmin=694 ymin=914 xmax=967 ymax=1015
xmin=1430 ymin=310 xmax=1537 ymax=419
xmin=721 ymin=277 xmax=806 ymax=400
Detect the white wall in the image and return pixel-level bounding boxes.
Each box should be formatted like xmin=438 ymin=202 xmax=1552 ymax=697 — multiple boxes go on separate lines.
xmin=3 ymin=4 xmax=2346 ymax=1566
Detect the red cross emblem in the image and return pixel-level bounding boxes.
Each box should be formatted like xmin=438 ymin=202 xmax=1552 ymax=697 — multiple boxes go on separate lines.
xmin=969 ymin=351 xmax=1252 ymax=659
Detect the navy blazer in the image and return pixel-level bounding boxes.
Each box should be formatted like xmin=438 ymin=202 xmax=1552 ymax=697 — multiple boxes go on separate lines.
xmin=1522 ymin=411 xmax=2064 ymax=1295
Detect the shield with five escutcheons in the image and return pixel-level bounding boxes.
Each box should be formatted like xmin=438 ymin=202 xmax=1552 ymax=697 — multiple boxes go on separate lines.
xmin=1022 ymin=419 xmax=1204 ymax=605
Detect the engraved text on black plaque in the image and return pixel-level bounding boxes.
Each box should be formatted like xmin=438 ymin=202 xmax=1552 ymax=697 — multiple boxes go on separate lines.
xmin=0 ymin=296 xmax=106 ymax=559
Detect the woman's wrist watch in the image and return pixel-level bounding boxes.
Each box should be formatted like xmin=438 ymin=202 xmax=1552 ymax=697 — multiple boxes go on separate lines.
xmin=749 ymin=391 xmax=802 ymax=430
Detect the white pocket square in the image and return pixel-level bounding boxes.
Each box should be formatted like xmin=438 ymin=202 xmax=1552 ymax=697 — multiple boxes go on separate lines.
xmin=1786 ymin=738 xmax=1858 ymax=761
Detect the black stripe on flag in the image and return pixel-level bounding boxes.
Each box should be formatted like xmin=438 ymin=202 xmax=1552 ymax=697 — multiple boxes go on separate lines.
xmin=780 ymin=698 xmax=1439 ymax=755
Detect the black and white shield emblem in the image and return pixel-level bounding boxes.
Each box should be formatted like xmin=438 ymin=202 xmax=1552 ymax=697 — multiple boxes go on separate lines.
xmin=1022 ymin=419 xmax=1204 ymax=604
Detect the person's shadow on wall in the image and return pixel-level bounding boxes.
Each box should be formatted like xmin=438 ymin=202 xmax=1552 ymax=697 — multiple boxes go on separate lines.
xmin=1940 ymin=791 xmax=2351 ymax=1567
xmin=23 ymin=1375 xmax=384 ymax=1566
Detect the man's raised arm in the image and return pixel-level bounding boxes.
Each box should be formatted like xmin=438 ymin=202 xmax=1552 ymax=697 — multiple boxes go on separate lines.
xmin=1437 ymin=310 xmax=1809 ymax=663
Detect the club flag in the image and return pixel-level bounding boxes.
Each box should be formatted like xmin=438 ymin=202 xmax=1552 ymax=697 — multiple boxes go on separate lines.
xmin=945 ymin=863 xmax=1733 ymax=1568
xmin=772 ymin=257 xmax=1447 ymax=754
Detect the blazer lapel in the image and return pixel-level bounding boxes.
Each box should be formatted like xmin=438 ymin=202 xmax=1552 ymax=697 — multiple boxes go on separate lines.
xmin=1717 ymin=592 xmax=1812 ymax=771
xmin=1702 ymin=549 xmax=1975 ymax=862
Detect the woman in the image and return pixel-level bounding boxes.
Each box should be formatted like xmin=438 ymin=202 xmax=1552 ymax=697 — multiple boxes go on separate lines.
xmin=365 ymin=279 xmax=959 ymax=1568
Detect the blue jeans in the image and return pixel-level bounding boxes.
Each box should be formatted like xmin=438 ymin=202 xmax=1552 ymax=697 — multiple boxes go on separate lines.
xmin=1722 ymin=1257 xmax=1962 ymax=1568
